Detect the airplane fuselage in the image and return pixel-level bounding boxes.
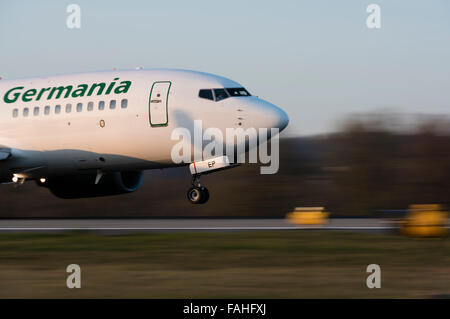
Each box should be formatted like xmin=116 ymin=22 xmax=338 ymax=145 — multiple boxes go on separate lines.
xmin=0 ymin=69 xmax=288 ymax=201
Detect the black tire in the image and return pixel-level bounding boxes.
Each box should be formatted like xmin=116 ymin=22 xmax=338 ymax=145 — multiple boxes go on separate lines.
xmin=199 ymin=187 xmax=209 ymax=204
xmin=187 ymin=186 xmax=203 ymax=204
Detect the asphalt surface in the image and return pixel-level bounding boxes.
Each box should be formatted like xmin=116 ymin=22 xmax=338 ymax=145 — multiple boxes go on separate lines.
xmin=0 ymin=218 xmax=402 ymax=232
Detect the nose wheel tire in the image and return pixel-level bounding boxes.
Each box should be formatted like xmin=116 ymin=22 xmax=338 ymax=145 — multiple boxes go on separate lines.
xmin=187 ymin=186 xmax=209 ymax=204
xmin=200 ymin=187 xmax=209 ymax=204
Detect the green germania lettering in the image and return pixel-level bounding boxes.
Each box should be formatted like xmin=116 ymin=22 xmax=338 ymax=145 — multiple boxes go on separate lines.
xmin=4 ymin=86 xmax=24 ymax=103
xmin=88 ymin=83 xmax=106 ymax=96
xmin=48 ymin=86 xmax=73 ymax=100
xmin=71 ymin=84 xmax=88 ymax=97
xmin=3 ymin=79 xmax=132 ymax=103
xmin=106 ymin=78 xmax=119 ymax=94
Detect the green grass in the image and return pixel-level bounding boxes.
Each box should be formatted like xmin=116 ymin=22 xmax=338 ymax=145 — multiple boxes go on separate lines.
xmin=0 ymin=231 xmax=448 ymax=298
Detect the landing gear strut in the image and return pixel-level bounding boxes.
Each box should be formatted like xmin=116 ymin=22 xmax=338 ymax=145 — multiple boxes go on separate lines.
xmin=187 ymin=174 xmax=209 ymax=204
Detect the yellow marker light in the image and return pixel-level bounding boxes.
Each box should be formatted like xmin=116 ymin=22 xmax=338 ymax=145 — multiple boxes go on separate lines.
xmin=286 ymin=207 xmax=329 ymax=225
xmin=400 ymin=204 xmax=448 ymax=237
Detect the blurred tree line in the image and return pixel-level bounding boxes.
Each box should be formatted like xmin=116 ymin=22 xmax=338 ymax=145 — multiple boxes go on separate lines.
xmin=322 ymin=113 xmax=450 ymax=215
xmin=0 ymin=113 xmax=448 ymax=217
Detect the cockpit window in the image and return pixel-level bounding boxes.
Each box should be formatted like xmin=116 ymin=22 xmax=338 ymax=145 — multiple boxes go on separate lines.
xmin=199 ymin=89 xmax=214 ymax=101
xmin=226 ymin=87 xmax=251 ymax=97
xmin=214 ymin=88 xmax=228 ymax=102
xmin=199 ymin=87 xmax=251 ymax=102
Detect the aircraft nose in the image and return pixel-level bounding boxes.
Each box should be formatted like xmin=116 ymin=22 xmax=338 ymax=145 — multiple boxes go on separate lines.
xmin=272 ymin=105 xmax=289 ymax=132
xmin=254 ymin=99 xmax=289 ymax=132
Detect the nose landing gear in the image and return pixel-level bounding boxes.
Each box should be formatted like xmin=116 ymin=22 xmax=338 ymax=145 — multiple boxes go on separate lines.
xmin=187 ymin=174 xmax=209 ymax=204
xmin=186 ymin=156 xmax=235 ymax=204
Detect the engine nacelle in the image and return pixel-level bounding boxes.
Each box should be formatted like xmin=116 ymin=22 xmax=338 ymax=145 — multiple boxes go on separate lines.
xmin=39 ymin=171 xmax=144 ymax=199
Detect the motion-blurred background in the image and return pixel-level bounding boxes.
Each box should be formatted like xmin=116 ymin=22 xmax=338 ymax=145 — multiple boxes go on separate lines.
xmin=0 ymin=112 xmax=448 ymax=217
xmin=1 ymin=1 xmax=449 ymax=218
xmin=0 ymin=1 xmax=449 ymax=299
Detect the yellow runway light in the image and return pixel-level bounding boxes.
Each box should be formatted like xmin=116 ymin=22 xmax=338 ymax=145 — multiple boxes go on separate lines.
xmin=286 ymin=207 xmax=329 ymax=225
xmin=400 ymin=204 xmax=448 ymax=237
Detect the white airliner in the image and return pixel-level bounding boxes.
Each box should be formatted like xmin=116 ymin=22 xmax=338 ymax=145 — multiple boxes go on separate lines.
xmin=0 ymin=69 xmax=288 ymax=204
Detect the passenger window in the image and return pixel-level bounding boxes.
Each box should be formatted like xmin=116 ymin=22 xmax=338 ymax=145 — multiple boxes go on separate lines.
xmin=214 ymin=88 xmax=229 ymax=102
xmin=87 ymin=102 xmax=94 ymax=111
xmin=12 ymin=109 xmax=18 ymax=118
xmin=121 ymin=99 xmax=128 ymax=108
xmin=55 ymin=105 xmax=61 ymax=114
xmin=199 ymin=89 xmax=214 ymax=101
xmin=66 ymin=104 xmax=72 ymax=113
xmin=99 ymin=101 xmax=105 ymax=110
xmin=110 ymin=100 xmax=116 ymax=109
xmin=44 ymin=106 xmax=50 ymax=115
xmin=23 ymin=108 xmax=29 ymax=117
xmin=33 ymin=107 xmax=39 ymax=116
xmin=76 ymin=103 xmax=82 ymax=112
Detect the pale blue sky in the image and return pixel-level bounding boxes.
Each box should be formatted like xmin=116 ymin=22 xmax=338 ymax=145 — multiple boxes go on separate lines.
xmin=1 ymin=0 xmax=449 ymax=135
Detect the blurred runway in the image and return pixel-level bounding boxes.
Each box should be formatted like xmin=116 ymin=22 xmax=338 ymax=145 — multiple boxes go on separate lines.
xmin=0 ymin=218 xmax=404 ymax=232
